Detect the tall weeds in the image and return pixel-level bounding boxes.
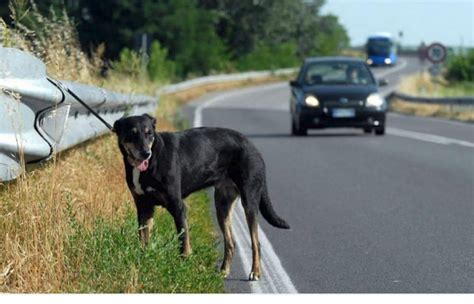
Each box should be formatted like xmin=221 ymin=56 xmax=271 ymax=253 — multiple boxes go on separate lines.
xmin=0 ymin=135 xmax=129 ymax=291
xmin=0 ymin=1 xmax=223 ymax=292
xmin=1 ymin=0 xmax=102 ymax=83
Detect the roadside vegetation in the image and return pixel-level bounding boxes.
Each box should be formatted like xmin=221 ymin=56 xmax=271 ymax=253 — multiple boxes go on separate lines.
xmin=0 ymin=0 xmax=348 ymax=292
xmin=0 ymin=1 xmax=223 ymax=292
xmin=391 ymin=50 xmax=474 ymax=122
xmin=1 ymin=0 xmax=349 ymax=81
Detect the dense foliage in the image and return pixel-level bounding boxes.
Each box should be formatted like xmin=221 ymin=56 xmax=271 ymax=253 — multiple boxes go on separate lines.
xmin=1 ymin=0 xmax=349 ymax=79
xmin=445 ymin=49 xmax=474 ymax=82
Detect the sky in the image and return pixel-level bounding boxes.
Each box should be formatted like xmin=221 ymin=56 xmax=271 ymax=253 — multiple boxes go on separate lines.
xmin=320 ymin=0 xmax=474 ymax=47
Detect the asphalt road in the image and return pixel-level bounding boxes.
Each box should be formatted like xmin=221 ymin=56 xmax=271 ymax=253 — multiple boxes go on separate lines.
xmin=181 ymin=56 xmax=474 ymax=293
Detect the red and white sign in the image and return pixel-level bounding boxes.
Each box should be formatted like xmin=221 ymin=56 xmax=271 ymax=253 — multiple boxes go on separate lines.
xmin=426 ymin=42 xmax=447 ymax=64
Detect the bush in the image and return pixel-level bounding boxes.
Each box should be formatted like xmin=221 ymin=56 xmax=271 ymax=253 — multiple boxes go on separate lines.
xmin=445 ymin=49 xmax=474 ymax=82
xmin=111 ymin=41 xmax=176 ymax=84
xmin=111 ymin=47 xmax=147 ymax=80
xmin=147 ymin=41 xmax=176 ymax=83
xmin=236 ymin=41 xmax=300 ymax=71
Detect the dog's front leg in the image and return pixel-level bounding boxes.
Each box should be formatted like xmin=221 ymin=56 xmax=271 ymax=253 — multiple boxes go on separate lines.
xmin=135 ymin=197 xmax=155 ymax=246
xmin=165 ymin=198 xmax=192 ymax=256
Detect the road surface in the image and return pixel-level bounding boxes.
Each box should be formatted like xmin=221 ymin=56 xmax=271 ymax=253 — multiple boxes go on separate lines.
xmin=181 ymin=56 xmax=474 ymax=293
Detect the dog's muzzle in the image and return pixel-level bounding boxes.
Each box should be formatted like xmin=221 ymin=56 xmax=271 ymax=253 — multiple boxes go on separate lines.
xmin=126 ymin=148 xmax=152 ymax=172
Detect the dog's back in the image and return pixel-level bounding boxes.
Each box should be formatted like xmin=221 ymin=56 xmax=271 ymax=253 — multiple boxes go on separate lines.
xmin=160 ymin=127 xmax=262 ymax=197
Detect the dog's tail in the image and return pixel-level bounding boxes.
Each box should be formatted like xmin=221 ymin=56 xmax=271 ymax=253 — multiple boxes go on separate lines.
xmin=259 ymin=184 xmax=290 ymax=229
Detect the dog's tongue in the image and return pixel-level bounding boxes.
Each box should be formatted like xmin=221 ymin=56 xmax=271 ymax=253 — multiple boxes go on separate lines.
xmin=137 ymin=159 xmax=149 ymax=172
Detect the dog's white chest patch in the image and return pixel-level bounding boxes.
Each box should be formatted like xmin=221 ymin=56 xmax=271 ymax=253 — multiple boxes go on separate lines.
xmin=132 ymin=168 xmax=144 ymax=195
xmin=146 ymin=187 xmax=156 ymax=192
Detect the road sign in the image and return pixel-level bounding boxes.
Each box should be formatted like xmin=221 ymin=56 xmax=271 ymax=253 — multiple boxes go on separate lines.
xmin=426 ymin=42 xmax=447 ymax=64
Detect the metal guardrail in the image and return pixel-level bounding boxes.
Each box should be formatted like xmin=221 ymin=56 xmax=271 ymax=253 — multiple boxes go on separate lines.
xmin=387 ymin=91 xmax=474 ymax=105
xmin=157 ymin=68 xmax=297 ymax=95
xmin=0 ymin=47 xmax=157 ymax=182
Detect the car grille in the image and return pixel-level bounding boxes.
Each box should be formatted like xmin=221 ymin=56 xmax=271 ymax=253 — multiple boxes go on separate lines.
xmin=323 ymin=99 xmax=365 ymax=107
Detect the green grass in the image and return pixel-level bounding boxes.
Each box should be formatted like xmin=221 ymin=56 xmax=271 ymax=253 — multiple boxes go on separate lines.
xmin=63 ymin=191 xmax=223 ymax=293
xmin=438 ymin=81 xmax=474 ymax=97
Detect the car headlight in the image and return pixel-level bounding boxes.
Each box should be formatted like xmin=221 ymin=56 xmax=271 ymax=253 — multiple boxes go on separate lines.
xmin=305 ymin=95 xmax=319 ymax=107
xmin=367 ymin=59 xmax=373 ymax=65
xmin=366 ymin=93 xmax=385 ymax=108
xmin=384 ymin=58 xmax=392 ymax=65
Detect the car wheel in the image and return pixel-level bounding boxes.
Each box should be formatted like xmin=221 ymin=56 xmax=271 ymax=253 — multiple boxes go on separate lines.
xmin=363 ymin=128 xmax=372 ymax=134
xmin=375 ymin=126 xmax=385 ymax=136
xmin=291 ymin=118 xmax=307 ymax=136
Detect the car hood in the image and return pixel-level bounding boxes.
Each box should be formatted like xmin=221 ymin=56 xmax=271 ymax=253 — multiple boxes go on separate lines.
xmin=303 ymin=85 xmax=378 ymax=101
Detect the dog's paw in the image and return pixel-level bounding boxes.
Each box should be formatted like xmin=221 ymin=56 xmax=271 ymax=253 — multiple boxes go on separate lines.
xmin=221 ymin=269 xmax=230 ymax=278
xmin=180 ymin=247 xmax=193 ymax=258
xmin=180 ymin=251 xmax=192 ymax=258
xmin=248 ymin=271 xmax=260 ymax=281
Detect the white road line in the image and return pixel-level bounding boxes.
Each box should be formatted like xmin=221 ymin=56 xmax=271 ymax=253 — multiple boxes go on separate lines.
xmin=387 ymin=127 xmax=474 ymax=148
xmin=194 ymin=86 xmax=298 ymax=294
xmin=388 ymin=112 xmax=474 ymax=127
xmin=232 ymin=200 xmax=298 ymax=293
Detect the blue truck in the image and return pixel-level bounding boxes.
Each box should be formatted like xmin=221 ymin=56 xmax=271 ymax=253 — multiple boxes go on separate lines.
xmin=366 ymin=33 xmax=398 ymax=66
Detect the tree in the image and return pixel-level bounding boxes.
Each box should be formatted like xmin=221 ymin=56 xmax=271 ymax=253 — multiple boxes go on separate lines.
xmin=3 ymin=0 xmax=350 ymax=78
xmin=196 ymin=0 xmax=346 ymax=60
xmin=157 ymin=0 xmax=228 ymax=77
xmin=197 ymin=0 xmax=269 ymax=58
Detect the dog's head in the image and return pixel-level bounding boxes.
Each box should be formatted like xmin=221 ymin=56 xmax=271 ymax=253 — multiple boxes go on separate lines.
xmin=114 ymin=114 xmax=156 ymax=172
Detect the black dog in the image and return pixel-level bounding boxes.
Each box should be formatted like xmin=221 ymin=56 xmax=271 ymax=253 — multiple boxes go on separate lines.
xmin=113 ymin=114 xmax=290 ymax=281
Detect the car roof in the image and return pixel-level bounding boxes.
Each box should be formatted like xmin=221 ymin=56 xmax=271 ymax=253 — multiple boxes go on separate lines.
xmin=303 ymin=56 xmax=366 ymax=64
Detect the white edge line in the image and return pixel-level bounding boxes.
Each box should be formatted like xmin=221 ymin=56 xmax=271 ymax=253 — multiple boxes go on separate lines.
xmin=387 ymin=127 xmax=474 ymax=148
xmin=388 ymin=112 xmax=474 ymax=127
xmin=232 ymin=199 xmax=298 ymax=293
xmin=193 ymin=85 xmax=298 ymax=294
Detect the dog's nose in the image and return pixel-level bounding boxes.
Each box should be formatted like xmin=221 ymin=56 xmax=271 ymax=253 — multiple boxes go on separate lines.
xmin=141 ymin=150 xmax=151 ymax=159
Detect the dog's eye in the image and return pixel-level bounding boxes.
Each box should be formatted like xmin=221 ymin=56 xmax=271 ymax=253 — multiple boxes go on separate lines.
xmin=146 ymin=130 xmax=153 ymax=135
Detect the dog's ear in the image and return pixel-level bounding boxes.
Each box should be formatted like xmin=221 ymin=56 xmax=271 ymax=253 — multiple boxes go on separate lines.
xmin=143 ymin=114 xmax=156 ymax=130
xmin=113 ymin=118 xmax=124 ymax=135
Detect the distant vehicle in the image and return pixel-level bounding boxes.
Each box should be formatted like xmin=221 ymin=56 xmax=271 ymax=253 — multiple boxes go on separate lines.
xmin=289 ymin=57 xmax=388 ymax=136
xmin=366 ymin=33 xmax=398 ymax=66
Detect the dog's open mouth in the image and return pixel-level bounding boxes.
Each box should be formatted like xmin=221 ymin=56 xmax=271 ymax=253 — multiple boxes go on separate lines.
xmin=136 ymin=159 xmax=149 ymax=172
xmin=127 ymin=155 xmax=150 ymax=172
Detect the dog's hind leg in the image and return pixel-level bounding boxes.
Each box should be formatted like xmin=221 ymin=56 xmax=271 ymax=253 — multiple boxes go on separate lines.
xmin=135 ymin=197 xmax=155 ymax=246
xmin=243 ymin=206 xmax=262 ymax=281
xmin=240 ymin=186 xmax=263 ymax=281
xmin=214 ymin=180 xmax=239 ymax=277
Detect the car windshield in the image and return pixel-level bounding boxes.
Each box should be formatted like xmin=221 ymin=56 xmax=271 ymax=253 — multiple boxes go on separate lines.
xmin=367 ymin=38 xmax=392 ymax=56
xmin=303 ymin=61 xmax=374 ymax=86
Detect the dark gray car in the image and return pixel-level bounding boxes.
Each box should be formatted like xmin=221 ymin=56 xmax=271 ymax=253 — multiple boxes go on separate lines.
xmin=289 ymin=57 xmax=387 ymax=136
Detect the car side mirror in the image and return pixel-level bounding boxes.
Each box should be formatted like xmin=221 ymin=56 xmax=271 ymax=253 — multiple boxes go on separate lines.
xmin=378 ymin=78 xmax=389 ymax=86
xmin=289 ymin=80 xmax=300 ymax=87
